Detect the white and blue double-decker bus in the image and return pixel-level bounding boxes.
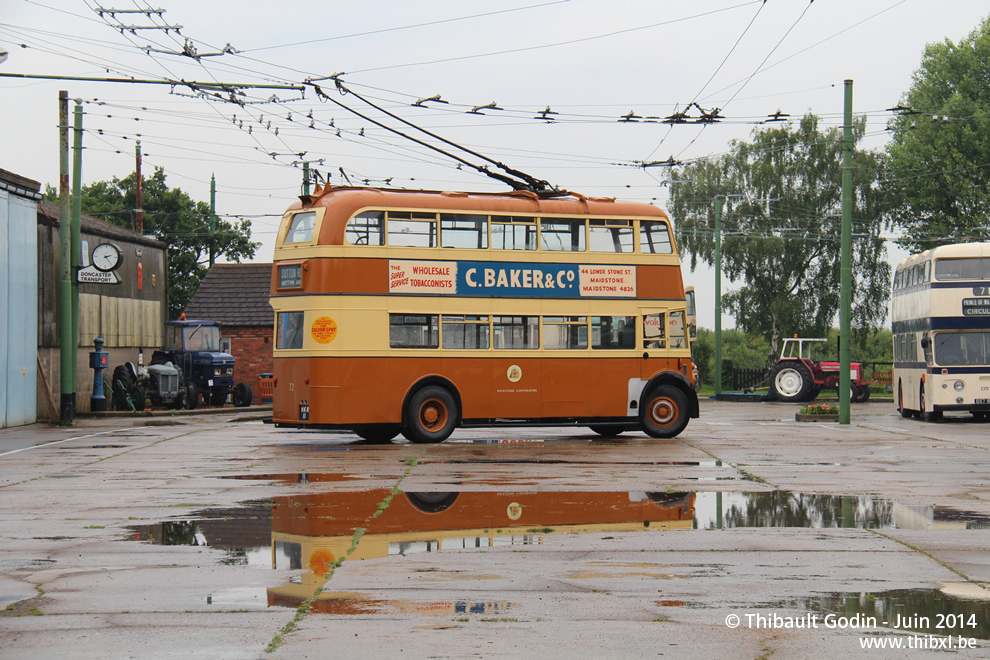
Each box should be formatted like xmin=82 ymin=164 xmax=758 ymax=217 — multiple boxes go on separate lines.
xmin=892 ymin=243 xmax=990 ymax=421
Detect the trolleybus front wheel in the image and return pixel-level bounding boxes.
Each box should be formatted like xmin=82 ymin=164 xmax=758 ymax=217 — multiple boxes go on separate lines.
xmin=403 ymin=385 xmax=458 ymax=444
xmin=640 ymin=384 xmax=690 ymax=438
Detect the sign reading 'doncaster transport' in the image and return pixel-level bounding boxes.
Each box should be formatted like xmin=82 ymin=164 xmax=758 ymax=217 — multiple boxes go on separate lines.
xmin=388 ymin=259 xmax=635 ymax=298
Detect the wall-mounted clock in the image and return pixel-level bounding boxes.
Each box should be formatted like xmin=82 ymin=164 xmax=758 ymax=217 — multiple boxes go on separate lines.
xmin=92 ymin=242 xmax=122 ymax=272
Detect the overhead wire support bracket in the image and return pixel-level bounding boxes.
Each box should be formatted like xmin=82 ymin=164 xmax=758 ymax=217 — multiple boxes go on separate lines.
xmin=468 ymin=102 xmax=502 ymax=115
xmin=412 ymin=94 xmax=447 ymax=107
xmin=639 ymin=157 xmax=683 ymax=168
xmin=885 ymin=104 xmax=921 ymax=116
xmin=695 ymin=105 xmax=724 ymax=124
xmin=95 ymin=6 xmax=181 ymax=32
xmin=764 ymin=109 xmax=790 ymax=122
xmin=143 ymin=39 xmax=238 ymax=60
xmin=534 ymin=106 xmax=557 ymax=122
xmin=94 ymin=7 xmax=167 ymax=15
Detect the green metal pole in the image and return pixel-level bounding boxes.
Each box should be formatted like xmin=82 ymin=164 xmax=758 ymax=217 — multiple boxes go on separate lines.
xmin=302 ymin=161 xmax=310 ymax=196
xmin=714 ymin=197 xmax=723 ymax=396
xmin=135 ymin=140 xmax=143 ymax=233
xmin=209 ymin=174 xmax=216 ymax=266
xmin=70 ymin=98 xmax=84 ymax=408
xmin=839 ymin=80 xmax=853 ymax=425
xmin=58 ymin=91 xmax=74 ymax=423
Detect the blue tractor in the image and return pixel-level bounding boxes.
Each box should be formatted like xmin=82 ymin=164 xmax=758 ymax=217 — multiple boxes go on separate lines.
xmin=152 ymin=318 xmax=252 ymax=408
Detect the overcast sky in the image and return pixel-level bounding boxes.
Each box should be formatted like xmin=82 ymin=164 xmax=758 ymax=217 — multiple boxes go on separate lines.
xmin=3 ymin=1 xmax=988 ymax=329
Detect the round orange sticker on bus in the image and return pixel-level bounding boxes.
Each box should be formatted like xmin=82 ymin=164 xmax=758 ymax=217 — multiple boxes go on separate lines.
xmin=311 ymin=316 xmax=338 ymax=344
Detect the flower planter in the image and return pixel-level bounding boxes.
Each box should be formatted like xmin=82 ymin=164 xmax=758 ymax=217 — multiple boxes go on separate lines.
xmin=795 ymin=413 xmax=839 ymax=422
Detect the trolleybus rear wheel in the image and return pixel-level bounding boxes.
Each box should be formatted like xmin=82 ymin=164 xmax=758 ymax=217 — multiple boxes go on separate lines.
xmin=640 ymin=384 xmax=689 ymax=438
xmin=404 ymin=385 xmax=457 ymax=444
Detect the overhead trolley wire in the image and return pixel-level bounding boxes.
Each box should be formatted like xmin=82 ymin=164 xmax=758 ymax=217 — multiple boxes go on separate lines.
xmin=243 ymin=1 xmax=570 ymax=53
xmin=346 ymin=0 xmax=764 ymax=75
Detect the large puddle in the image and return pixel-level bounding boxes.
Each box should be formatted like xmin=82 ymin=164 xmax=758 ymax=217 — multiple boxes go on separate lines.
xmin=127 ymin=481 xmax=990 ymax=632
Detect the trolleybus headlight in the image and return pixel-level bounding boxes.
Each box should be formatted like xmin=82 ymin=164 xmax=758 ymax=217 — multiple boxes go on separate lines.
xmin=953 ymin=380 xmax=965 ymax=392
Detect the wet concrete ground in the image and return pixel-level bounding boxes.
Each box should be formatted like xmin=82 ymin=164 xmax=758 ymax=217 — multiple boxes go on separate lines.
xmin=0 ymin=399 xmax=988 ymax=658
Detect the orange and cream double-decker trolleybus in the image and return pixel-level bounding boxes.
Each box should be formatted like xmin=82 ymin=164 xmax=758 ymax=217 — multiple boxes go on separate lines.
xmin=892 ymin=242 xmax=990 ymax=421
xmin=270 ymin=185 xmax=698 ymax=442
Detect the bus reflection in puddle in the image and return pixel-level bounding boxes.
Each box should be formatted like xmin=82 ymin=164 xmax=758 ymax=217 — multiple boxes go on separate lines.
xmin=267 ymin=488 xmax=695 ymax=612
xmin=271 ymin=489 xmax=694 ymax=563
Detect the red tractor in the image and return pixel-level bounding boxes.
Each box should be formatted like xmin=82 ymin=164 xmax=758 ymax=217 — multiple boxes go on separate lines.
xmin=768 ymin=338 xmax=871 ymax=403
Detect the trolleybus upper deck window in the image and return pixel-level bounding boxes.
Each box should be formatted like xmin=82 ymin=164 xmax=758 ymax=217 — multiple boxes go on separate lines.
xmin=589 ymin=219 xmax=635 ymax=253
xmin=935 ymin=258 xmax=990 ymax=281
xmin=346 ymin=211 xmax=385 ymax=246
xmin=540 ymin=219 xmax=586 ymax=252
xmin=640 ymin=221 xmax=673 ymax=254
xmin=388 ymin=211 xmax=438 ymax=248
xmin=441 ymin=213 xmax=488 ymax=249
xmin=491 ymin=216 xmax=537 ymax=250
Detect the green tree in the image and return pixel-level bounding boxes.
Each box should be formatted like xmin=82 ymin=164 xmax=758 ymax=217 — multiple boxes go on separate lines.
xmin=693 ymin=327 xmax=769 ymax=387
xmin=885 ymin=16 xmax=990 ymax=250
xmin=668 ymin=113 xmax=890 ymax=364
xmin=49 ymin=168 xmax=259 ymax=317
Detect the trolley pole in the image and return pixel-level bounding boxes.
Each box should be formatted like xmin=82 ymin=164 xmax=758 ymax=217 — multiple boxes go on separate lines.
xmin=714 ymin=197 xmax=723 ymax=396
xmin=839 ymin=80 xmax=853 ymax=425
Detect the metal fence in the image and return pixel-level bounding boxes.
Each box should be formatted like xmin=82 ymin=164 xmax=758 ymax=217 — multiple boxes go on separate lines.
xmin=719 ymin=361 xmax=895 ymax=392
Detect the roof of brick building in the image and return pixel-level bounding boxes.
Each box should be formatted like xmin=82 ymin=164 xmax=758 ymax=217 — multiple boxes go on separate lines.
xmin=183 ymin=263 xmax=273 ymax=326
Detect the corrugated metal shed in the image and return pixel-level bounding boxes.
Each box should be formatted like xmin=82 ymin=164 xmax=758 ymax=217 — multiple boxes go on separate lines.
xmin=1 ymin=168 xmax=40 ymax=427
xmin=183 ymin=263 xmax=273 ymax=326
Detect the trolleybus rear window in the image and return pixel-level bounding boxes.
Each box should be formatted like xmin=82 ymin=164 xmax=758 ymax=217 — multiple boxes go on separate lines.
xmin=286 ymin=211 xmax=317 ymax=243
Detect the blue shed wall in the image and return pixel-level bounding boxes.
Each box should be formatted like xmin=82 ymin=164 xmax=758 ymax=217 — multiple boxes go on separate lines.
xmin=1 ymin=189 xmax=39 ymax=427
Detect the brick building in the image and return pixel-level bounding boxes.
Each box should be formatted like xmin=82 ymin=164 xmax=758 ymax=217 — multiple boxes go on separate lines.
xmin=183 ymin=263 xmax=273 ymax=401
